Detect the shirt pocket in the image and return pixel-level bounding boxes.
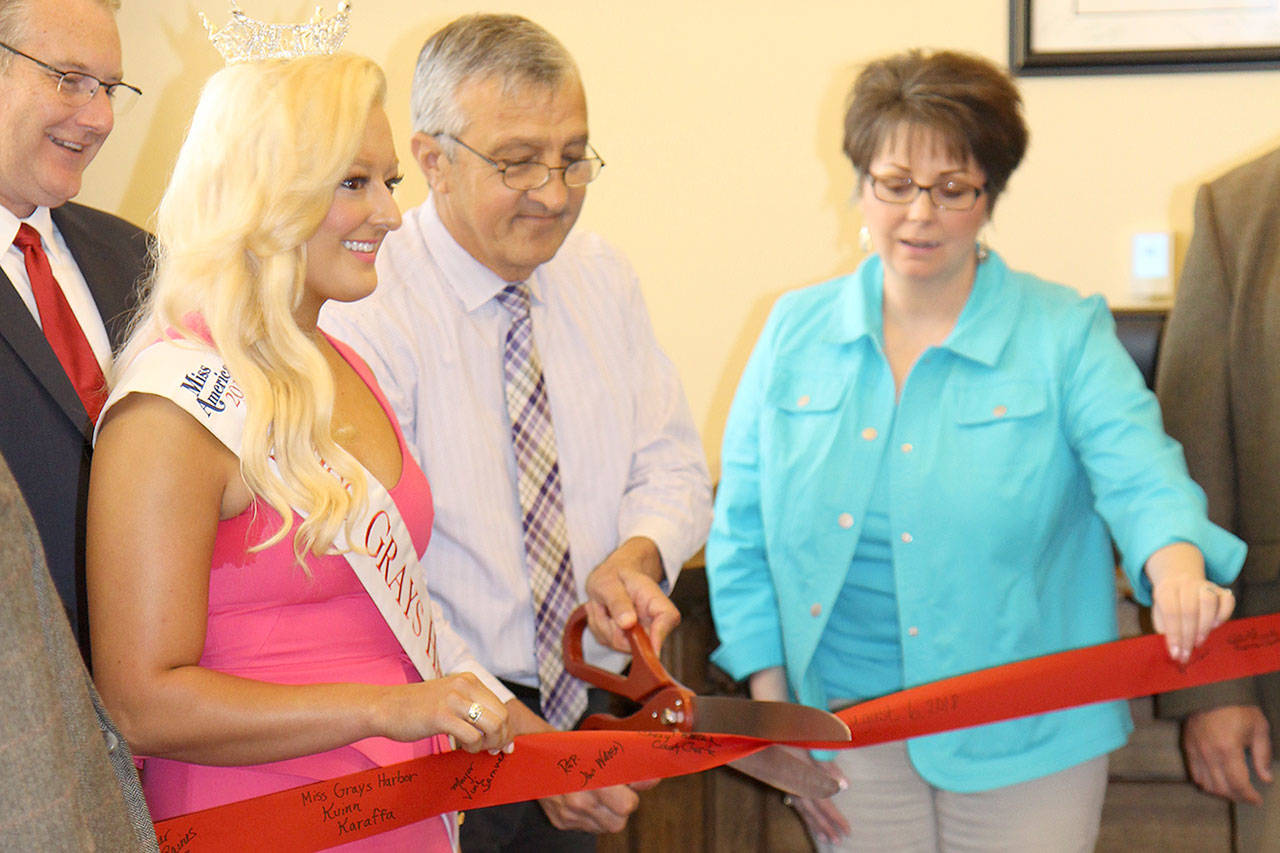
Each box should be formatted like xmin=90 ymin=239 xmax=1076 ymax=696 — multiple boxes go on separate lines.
xmin=952 ymin=379 xmax=1047 ymax=426
xmin=760 ymin=370 xmax=862 ymax=566
xmin=765 ymin=370 xmax=850 ymax=414
xmin=761 ymin=369 xmax=856 ymax=488
xmin=947 ymin=379 xmax=1053 ymax=496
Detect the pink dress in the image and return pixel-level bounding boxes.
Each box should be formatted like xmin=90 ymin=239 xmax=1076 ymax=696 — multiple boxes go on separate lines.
xmin=141 ymin=337 xmax=454 ymax=851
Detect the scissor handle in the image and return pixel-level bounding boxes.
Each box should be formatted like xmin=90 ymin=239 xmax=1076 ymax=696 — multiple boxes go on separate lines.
xmin=562 ymin=603 xmax=676 ymax=704
xmin=578 ymin=685 xmax=695 ymax=733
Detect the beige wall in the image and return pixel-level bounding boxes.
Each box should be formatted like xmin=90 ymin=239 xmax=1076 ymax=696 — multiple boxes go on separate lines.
xmin=86 ymin=1 xmax=1280 ymax=473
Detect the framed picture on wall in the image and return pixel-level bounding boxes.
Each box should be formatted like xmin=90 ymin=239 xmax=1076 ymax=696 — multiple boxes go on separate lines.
xmin=1010 ymin=0 xmax=1280 ymax=75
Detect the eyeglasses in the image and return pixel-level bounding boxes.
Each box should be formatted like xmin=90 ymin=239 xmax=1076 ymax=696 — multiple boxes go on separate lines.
xmin=440 ymin=134 xmax=605 ymax=191
xmin=867 ymin=174 xmax=985 ymax=211
xmin=0 ymin=41 xmax=142 ymax=114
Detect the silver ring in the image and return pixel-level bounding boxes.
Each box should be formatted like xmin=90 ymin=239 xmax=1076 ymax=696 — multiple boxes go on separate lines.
xmin=467 ymin=702 xmax=484 ymax=723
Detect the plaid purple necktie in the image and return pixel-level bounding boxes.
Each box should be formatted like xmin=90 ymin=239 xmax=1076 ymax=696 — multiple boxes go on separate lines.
xmin=495 ymin=283 xmax=588 ymax=730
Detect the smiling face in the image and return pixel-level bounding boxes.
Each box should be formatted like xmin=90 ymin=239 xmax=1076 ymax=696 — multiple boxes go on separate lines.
xmin=861 ymin=123 xmax=989 ymax=294
xmin=0 ymin=0 xmax=122 ymax=216
xmin=298 ymin=105 xmax=402 ymax=327
xmin=415 ymin=73 xmax=589 ymax=282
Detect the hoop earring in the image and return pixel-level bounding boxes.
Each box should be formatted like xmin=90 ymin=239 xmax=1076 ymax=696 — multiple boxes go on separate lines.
xmin=859 ymin=225 xmax=872 ymax=254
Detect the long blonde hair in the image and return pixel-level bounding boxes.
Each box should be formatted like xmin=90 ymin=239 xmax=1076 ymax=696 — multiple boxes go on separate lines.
xmin=118 ymin=53 xmax=388 ymax=562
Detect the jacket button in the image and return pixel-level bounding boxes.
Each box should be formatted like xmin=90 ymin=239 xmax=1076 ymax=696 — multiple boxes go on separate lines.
xmin=810 ymin=603 xmax=822 ymax=617
xmin=901 ymin=532 xmax=913 ymax=543
xmin=901 ymin=443 xmax=913 ymax=454
xmin=796 ymin=394 xmax=811 ymax=407
xmin=993 ymin=405 xmax=1008 ymax=418
xmin=837 ymin=513 xmax=854 ymax=529
xmin=907 ymin=626 xmax=919 ymax=637
xmin=861 ymin=427 xmax=878 ymax=441
xmin=104 ymin=730 xmax=120 ymax=754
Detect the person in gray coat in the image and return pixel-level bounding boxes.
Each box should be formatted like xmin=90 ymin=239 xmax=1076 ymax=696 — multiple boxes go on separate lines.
xmin=1157 ymin=145 xmax=1280 ymax=851
xmin=0 ymin=452 xmax=156 ymax=850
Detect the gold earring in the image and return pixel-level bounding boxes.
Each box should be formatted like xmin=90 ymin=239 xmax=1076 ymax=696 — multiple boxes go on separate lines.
xmin=859 ymin=225 xmax=872 ymax=254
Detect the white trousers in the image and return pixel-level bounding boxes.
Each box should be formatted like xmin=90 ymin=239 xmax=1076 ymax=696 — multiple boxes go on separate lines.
xmin=813 ymin=740 xmax=1109 ymax=853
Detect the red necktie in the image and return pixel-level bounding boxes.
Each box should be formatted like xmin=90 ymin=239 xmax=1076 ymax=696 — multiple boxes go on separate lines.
xmin=13 ymin=223 xmax=106 ymax=423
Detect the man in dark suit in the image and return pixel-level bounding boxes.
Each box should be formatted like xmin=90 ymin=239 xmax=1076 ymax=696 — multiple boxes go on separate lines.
xmin=0 ymin=0 xmax=149 ymax=661
xmin=1157 ymin=146 xmax=1280 ymax=851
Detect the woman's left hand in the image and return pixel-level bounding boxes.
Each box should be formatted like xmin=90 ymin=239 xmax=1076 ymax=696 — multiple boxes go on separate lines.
xmin=1145 ymin=542 xmax=1235 ymax=663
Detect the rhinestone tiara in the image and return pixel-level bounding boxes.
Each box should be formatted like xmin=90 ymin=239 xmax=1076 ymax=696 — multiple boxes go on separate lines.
xmin=201 ymin=2 xmax=351 ymax=64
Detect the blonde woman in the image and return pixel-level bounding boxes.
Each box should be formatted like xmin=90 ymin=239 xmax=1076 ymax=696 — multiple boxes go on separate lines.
xmin=87 ymin=54 xmax=511 ymax=850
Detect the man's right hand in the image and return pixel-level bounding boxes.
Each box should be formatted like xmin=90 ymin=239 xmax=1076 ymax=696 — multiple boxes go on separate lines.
xmin=537 ymin=784 xmax=639 ymax=834
xmin=505 ymin=696 xmax=643 ymax=834
xmin=1183 ymin=705 xmax=1274 ymax=804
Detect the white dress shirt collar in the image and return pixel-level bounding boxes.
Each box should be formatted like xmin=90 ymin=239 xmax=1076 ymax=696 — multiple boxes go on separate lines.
xmin=0 ymin=204 xmax=113 ymax=366
xmin=423 ymin=196 xmax=547 ymax=312
xmin=0 ymin=204 xmax=54 ymax=250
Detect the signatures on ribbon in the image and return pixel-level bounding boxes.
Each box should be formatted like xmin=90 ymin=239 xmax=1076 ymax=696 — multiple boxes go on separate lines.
xmin=556 ymin=740 xmax=626 ymax=787
xmin=646 ymin=732 xmax=722 ymax=756
xmin=908 ymin=694 xmax=959 ymax=721
xmin=843 ymin=692 xmax=961 ymax=733
xmin=295 ymin=768 xmax=416 ymax=839
xmin=1227 ymin=626 xmax=1280 ymax=652
xmin=157 ymin=825 xmax=197 ymax=853
xmin=451 ymin=751 xmax=509 ymax=800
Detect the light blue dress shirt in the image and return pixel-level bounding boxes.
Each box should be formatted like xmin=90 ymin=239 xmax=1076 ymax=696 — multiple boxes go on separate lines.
xmin=322 ymin=200 xmax=711 ymax=685
xmin=706 ymin=251 xmax=1245 ymax=791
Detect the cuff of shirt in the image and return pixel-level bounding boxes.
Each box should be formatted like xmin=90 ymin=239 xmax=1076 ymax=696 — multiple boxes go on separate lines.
xmin=709 ymin=641 xmax=785 ymax=685
xmin=1120 ymin=512 xmax=1246 ymax=606
xmin=621 ymin=517 xmax=696 ymax=589
xmin=1157 ymin=677 xmax=1262 ymax=720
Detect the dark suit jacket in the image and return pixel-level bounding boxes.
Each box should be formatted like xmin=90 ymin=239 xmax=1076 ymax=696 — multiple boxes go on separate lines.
xmin=0 ymin=201 xmax=149 ymax=662
xmin=0 ymin=452 xmax=157 ymax=850
xmin=1156 ymin=147 xmax=1280 ymax=738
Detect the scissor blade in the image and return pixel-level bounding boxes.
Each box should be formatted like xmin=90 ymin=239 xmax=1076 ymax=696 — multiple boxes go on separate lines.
xmin=691 ymin=695 xmax=852 ymax=742
xmin=727 ymin=746 xmax=842 ymax=798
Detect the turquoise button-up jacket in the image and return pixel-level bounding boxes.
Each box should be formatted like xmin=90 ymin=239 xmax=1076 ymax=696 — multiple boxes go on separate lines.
xmin=706 ymin=252 xmax=1245 ymax=791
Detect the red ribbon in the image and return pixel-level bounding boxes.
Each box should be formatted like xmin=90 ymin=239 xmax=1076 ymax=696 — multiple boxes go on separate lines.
xmin=154 ymin=613 xmax=1280 ymax=852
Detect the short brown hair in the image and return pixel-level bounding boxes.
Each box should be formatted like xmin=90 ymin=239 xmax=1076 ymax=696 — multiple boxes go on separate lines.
xmin=842 ymin=50 xmax=1028 ymax=209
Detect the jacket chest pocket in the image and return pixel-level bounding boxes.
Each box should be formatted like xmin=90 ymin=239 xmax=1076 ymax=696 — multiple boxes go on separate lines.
xmin=762 ymin=370 xmax=858 ymax=474
xmin=948 ymin=380 xmax=1052 ymax=483
xmin=766 ymin=371 xmax=850 ymax=415
xmin=953 ymin=380 xmax=1047 ymax=425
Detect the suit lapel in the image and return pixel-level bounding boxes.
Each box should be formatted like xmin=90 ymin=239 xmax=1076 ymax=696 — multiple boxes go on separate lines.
xmin=0 ymin=204 xmax=145 ymax=436
xmin=0 ymin=261 xmax=89 ymax=434
xmin=52 ymin=203 xmax=136 ymax=349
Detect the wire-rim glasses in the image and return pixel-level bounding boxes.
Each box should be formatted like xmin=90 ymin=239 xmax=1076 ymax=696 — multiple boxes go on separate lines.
xmin=440 ymin=134 xmax=605 ymax=191
xmin=0 ymin=41 xmax=142 ymax=114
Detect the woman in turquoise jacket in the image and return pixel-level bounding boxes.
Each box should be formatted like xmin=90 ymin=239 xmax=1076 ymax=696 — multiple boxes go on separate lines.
xmin=706 ymin=50 xmax=1244 ymax=852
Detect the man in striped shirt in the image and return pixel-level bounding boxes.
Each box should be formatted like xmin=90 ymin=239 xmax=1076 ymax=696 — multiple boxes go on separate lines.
xmin=323 ymin=14 xmax=712 ymax=851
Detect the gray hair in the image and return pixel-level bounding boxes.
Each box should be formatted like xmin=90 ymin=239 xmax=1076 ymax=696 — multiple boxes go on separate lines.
xmin=410 ymin=14 xmax=577 ymax=137
xmin=0 ymin=0 xmax=122 ymax=69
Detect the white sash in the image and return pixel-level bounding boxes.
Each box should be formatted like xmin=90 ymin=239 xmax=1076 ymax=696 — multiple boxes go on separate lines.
xmin=101 ymin=339 xmax=444 ymax=682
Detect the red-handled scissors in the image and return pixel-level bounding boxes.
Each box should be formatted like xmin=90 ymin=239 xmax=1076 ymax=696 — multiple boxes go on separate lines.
xmin=562 ymin=604 xmax=850 ymax=797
